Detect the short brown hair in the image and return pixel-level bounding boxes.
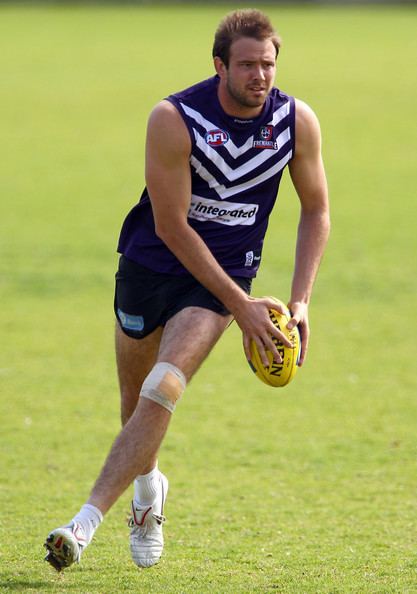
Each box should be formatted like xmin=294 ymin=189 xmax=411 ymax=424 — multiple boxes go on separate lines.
xmin=212 ymin=9 xmax=281 ymax=67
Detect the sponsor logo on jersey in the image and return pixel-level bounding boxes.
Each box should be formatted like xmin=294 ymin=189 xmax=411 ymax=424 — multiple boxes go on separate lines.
xmin=205 ymin=129 xmax=229 ymax=146
xmin=253 ymin=125 xmax=278 ymax=149
xmin=188 ymin=196 xmax=258 ymax=226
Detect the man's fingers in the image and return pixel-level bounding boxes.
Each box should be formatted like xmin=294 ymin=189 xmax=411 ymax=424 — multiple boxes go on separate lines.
xmin=263 ymin=334 xmax=286 ymax=365
xmin=286 ymin=316 xmax=299 ymax=331
xmin=243 ymin=335 xmax=252 ymax=362
xmin=298 ymin=332 xmax=309 ymax=367
xmin=241 ymin=297 xmax=303 ymax=366
xmin=252 ymin=329 xmax=292 ymax=366
xmin=270 ymin=323 xmax=293 ymax=349
xmin=252 ymin=337 xmax=269 ymax=367
xmin=286 ymin=314 xmax=309 ymax=367
xmin=263 ymin=296 xmax=288 ymax=316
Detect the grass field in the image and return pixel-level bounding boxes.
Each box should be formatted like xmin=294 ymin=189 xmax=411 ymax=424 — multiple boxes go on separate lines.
xmin=1 ymin=3 xmax=416 ymax=593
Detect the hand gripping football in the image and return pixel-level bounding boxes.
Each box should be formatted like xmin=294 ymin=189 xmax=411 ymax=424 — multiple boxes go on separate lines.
xmin=249 ymin=303 xmax=301 ymax=387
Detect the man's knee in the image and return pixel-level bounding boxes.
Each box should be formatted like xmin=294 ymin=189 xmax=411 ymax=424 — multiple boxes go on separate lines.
xmin=140 ymin=362 xmax=186 ymax=413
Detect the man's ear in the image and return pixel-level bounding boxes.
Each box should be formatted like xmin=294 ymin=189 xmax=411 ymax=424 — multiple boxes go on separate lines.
xmin=213 ymin=56 xmax=227 ymax=78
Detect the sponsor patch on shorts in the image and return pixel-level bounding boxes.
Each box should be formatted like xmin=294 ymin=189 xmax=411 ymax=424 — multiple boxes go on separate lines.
xmin=117 ymin=309 xmax=145 ymax=332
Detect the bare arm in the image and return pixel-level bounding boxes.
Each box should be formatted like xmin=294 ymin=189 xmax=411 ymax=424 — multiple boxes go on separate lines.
xmin=145 ymin=101 xmax=292 ymax=365
xmin=287 ymin=99 xmax=331 ymax=365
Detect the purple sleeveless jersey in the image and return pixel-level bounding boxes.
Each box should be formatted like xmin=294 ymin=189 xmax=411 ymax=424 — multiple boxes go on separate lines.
xmin=117 ymin=75 xmax=295 ymax=277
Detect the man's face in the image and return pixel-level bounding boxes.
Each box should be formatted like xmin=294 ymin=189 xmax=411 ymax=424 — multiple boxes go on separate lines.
xmin=217 ymin=37 xmax=277 ymax=114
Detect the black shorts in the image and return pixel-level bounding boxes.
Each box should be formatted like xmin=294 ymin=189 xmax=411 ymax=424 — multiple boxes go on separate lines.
xmin=114 ymin=255 xmax=252 ymax=339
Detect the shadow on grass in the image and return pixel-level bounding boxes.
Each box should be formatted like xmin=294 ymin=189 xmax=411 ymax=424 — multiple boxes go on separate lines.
xmin=0 ymin=579 xmax=79 ymax=591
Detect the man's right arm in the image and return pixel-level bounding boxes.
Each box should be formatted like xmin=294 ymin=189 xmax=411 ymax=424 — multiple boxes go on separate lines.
xmin=145 ymin=101 xmax=291 ymax=365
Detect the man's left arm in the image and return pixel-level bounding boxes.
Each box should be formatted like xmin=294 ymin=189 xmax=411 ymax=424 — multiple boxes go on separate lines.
xmin=287 ymin=99 xmax=331 ymax=366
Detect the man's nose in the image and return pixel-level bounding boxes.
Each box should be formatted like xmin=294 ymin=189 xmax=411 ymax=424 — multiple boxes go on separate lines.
xmin=253 ymin=65 xmax=266 ymax=80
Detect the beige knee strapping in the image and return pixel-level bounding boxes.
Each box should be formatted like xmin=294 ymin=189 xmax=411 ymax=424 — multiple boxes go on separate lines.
xmin=140 ymin=362 xmax=186 ymax=413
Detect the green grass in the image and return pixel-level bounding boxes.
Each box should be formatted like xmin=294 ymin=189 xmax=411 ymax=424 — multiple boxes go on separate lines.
xmin=1 ymin=4 xmax=416 ymax=593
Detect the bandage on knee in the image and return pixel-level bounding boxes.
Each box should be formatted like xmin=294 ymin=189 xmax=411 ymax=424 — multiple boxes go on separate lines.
xmin=140 ymin=362 xmax=186 ymax=413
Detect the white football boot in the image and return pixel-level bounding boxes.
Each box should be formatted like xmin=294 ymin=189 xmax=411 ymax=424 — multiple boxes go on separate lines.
xmin=44 ymin=522 xmax=87 ymax=572
xmin=129 ymin=472 xmax=168 ymax=568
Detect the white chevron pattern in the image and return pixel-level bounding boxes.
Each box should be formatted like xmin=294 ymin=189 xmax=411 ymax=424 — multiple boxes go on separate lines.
xmin=180 ymin=101 xmax=290 ymax=159
xmin=194 ymin=127 xmax=291 ymax=182
xmin=190 ymin=149 xmax=292 ymax=200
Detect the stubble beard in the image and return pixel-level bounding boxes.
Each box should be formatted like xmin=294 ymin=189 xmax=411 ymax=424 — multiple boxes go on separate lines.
xmin=226 ymin=78 xmax=267 ymax=109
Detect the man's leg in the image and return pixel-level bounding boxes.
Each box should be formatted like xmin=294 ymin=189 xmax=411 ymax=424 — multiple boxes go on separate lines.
xmin=88 ymin=307 xmax=231 ymax=512
xmin=115 ymin=322 xmax=163 ymax=426
xmin=45 ymin=307 xmax=231 ymax=570
xmin=43 ymin=323 xmax=164 ymax=572
xmin=126 ymin=306 xmax=232 ymax=567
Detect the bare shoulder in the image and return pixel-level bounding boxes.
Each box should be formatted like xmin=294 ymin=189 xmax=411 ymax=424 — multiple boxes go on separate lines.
xmin=147 ymin=100 xmax=190 ymax=156
xmin=294 ymin=99 xmax=322 ymax=156
xmin=294 ymin=99 xmax=321 ymax=131
xmin=148 ymin=99 xmax=182 ymax=127
xmin=146 ymin=100 xmax=191 ymax=159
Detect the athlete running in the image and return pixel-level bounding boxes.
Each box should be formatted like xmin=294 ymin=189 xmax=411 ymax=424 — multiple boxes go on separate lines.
xmin=44 ymin=8 xmax=330 ymax=571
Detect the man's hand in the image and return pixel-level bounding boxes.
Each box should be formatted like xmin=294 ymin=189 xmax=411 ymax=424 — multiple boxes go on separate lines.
xmin=232 ymin=296 xmax=294 ymax=368
xmin=287 ymin=301 xmax=309 ymax=366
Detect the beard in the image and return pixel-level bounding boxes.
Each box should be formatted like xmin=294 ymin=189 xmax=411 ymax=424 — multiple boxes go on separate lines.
xmin=226 ymin=78 xmax=269 ymax=109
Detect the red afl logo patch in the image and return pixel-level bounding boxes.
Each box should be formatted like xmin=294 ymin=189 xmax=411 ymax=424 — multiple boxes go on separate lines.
xmin=205 ymin=129 xmax=229 ymax=146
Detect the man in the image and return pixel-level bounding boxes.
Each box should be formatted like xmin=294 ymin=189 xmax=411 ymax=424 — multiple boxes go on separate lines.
xmin=44 ymin=9 xmax=329 ymax=571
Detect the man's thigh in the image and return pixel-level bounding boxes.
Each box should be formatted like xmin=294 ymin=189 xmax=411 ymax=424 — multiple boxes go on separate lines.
xmin=116 ymin=306 xmax=231 ymax=422
xmin=157 ymin=306 xmax=233 ymax=382
xmin=115 ymin=322 xmax=163 ymax=424
xmin=114 ymin=256 xmax=245 ymax=414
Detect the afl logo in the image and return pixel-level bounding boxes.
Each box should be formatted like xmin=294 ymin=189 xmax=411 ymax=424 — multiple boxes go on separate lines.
xmin=205 ymin=129 xmax=229 ymax=146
